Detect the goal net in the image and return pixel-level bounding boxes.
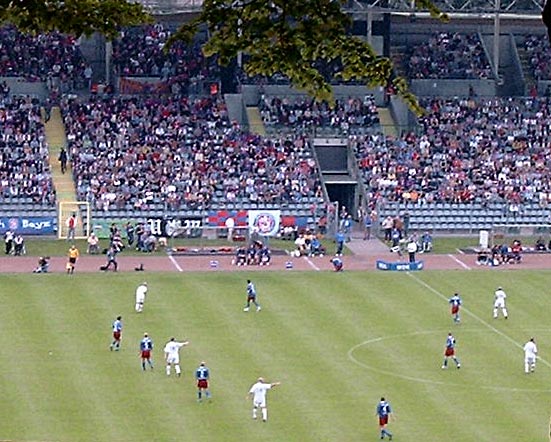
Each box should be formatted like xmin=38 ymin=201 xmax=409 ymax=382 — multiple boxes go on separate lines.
xmin=58 ymin=201 xmax=91 ymax=240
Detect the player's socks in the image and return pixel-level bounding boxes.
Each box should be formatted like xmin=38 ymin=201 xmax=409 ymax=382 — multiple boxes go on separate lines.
xmin=198 ymin=392 xmax=202 ymax=401
xmin=206 ymin=391 xmax=211 ymax=399
xmin=166 ymin=365 xmax=171 ymax=376
xmin=142 ymin=362 xmax=146 ymax=370
xmin=175 ymin=365 xmax=181 ymax=376
xmin=262 ymin=408 xmax=267 ymax=421
xmin=252 ymin=408 xmax=257 ymax=419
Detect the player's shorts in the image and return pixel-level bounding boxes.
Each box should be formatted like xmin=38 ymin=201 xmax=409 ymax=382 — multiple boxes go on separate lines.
xmin=197 ymin=379 xmax=209 ymax=389
xmin=445 ymin=347 xmax=455 ymax=357
xmin=451 ymin=305 xmax=459 ymax=314
xmin=253 ymin=399 xmax=266 ymax=408
xmin=494 ymin=300 xmax=505 ymax=308
xmin=69 ymin=257 xmax=77 ymax=264
xmin=379 ymin=415 xmax=389 ymax=426
xmin=166 ymin=355 xmax=180 ymax=364
xmin=247 ymin=295 xmax=256 ymax=302
xmin=141 ymin=350 xmax=151 ymax=359
xmin=113 ymin=331 xmax=121 ymax=341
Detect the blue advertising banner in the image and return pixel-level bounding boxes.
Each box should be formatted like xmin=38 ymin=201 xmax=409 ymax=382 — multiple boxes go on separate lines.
xmin=376 ymin=260 xmax=424 ymax=271
xmin=0 ymin=216 xmax=56 ymax=235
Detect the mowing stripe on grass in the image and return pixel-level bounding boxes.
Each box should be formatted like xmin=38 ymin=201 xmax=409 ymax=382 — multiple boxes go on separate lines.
xmin=408 ymin=272 xmax=551 ymax=369
xmin=447 ymin=254 xmax=471 ymax=270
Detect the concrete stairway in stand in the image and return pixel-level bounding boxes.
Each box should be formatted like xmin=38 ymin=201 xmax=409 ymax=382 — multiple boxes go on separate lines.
xmin=246 ymin=107 xmax=267 ymax=136
xmin=43 ymin=107 xmax=76 ymax=202
xmin=377 ymin=107 xmax=398 ymax=138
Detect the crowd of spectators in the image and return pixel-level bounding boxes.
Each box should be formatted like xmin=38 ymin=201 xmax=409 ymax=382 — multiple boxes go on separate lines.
xmin=61 ymin=94 xmax=323 ymax=212
xmin=259 ymin=95 xmax=380 ymax=134
xmin=523 ymin=34 xmax=551 ymax=81
xmin=406 ymin=32 xmax=493 ymax=79
xmin=112 ymin=24 xmax=219 ymax=83
xmin=0 ymin=25 xmax=88 ymax=86
xmin=0 ymin=96 xmax=55 ymax=205
xmin=354 ymin=96 xmax=551 ymax=208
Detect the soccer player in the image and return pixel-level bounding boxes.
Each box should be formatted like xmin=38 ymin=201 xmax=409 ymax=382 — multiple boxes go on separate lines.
xmin=67 ymin=244 xmax=79 ymax=274
xmin=247 ymin=377 xmax=280 ymax=422
xmin=376 ymin=397 xmax=394 ymax=440
xmin=195 ymin=361 xmax=211 ymax=402
xmin=139 ymin=333 xmax=154 ymax=370
xmin=110 ymin=316 xmax=123 ymax=351
xmin=442 ymin=332 xmax=461 ymax=369
xmin=243 ymin=279 xmax=261 ymax=312
xmin=523 ymin=337 xmax=538 ymax=374
xmin=493 ymin=286 xmax=508 ymax=319
xmin=163 ymin=337 xmax=189 ymax=377
xmin=448 ymin=292 xmax=462 ymax=323
xmin=330 ymin=257 xmax=344 ymax=272
xmin=135 ymin=282 xmax=148 ymax=313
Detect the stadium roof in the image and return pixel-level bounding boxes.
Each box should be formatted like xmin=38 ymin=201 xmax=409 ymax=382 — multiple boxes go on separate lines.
xmin=134 ymin=0 xmax=543 ymax=16
xmin=135 ymin=0 xmax=203 ymax=14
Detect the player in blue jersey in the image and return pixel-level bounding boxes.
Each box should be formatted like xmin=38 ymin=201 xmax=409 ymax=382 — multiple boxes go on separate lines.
xmin=139 ymin=333 xmax=154 ymax=370
xmin=195 ymin=361 xmax=211 ymax=402
xmin=448 ymin=293 xmax=462 ymax=323
xmin=442 ymin=332 xmax=461 ymax=369
xmin=109 ymin=316 xmax=123 ymax=351
xmin=243 ymin=279 xmax=261 ymax=312
xmin=376 ymin=397 xmax=394 ymax=440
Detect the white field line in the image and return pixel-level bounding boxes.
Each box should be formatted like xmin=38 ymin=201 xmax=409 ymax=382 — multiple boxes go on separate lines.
xmin=168 ymin=254 xmax=183 ymax=272
xmin=456 ymin=248 xmax=465 ymax=255
xmin=447 ymin=254 xmax=471 ymax=270
xmin=408 ymin=272 xmax=551 ymax=369
xmin=304 ymin=256 xmax=321 ymax=271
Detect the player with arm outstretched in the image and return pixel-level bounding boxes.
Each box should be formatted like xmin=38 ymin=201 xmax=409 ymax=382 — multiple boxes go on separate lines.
xmin=247 ymin=377 xmax=280 ymax=422
xmin=163 ymin=337 xmax=189 ymax=377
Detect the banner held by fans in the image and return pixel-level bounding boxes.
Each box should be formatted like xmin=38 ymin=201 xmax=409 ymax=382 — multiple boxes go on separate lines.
xmin=248 ymin=210 xmax=281 ymax=237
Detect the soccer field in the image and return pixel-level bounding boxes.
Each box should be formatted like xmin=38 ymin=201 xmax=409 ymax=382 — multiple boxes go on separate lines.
xmin=1 ymin=269 xmax=550 ymax=442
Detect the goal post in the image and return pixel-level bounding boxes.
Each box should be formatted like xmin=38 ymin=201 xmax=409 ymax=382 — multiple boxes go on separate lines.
xmin=58 ymin=201 xmax=91 ymax=240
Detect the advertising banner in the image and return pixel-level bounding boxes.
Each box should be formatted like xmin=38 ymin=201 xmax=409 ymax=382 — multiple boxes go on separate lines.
xmin=248 ymin=210 xmax=281 ymax=237
xmin=0 ymin=216 xmax=56 ymax=235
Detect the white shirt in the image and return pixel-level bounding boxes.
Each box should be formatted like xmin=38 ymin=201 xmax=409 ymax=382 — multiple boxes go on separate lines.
xmin=523 ymin=341 xmax=538 ymax=359
xmin=135 ymin=284 xmax=148 ymax=303
xmin=407 ymin=241 xmax=418 ymax=253
xmin=164 ymin=341 xmax=185 ymax=356
xmin=249 ymin=382 xmax=272 ymax=405
xmin=164 ymin=341 xmax=187 ymax=364
xmin=494 ymin=289 xmax=507 ymax=302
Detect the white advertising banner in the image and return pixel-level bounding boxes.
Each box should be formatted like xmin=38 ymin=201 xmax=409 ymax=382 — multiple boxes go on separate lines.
xmin=248 ymin=210 xmax=281 ymax=237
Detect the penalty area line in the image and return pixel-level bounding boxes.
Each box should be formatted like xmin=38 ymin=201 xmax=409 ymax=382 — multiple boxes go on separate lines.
xmin=304 ymin=256 xmax=320 ymax=271
xmin=407 ymin=272 xmax=551 ymax=369
xmin=168 ymin=254 xmax=183 ymax=272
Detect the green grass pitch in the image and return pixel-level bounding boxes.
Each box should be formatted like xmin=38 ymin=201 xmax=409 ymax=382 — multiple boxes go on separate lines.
xmin=1 ymin=269 xmax=551 ymax=442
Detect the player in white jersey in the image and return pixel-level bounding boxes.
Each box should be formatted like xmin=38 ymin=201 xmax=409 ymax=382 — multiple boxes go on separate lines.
xmin=135 ymin=282 xmax=148 ymax=313
xmin=163 ymin=337 xmax=189 ymax=377
xmin=247 ymin=377 xmax=281 ymax=422
xmin=523 ymin=338 xmax=538 ymax=374
xmin=493 ymin=286 xmax=508 ymax=319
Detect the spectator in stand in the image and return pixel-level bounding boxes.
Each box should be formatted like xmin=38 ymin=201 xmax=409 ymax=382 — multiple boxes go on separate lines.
xmin=0 ymin=96 xmax=55 ymax=206
xmin=406 ymin=32 xmax=492 ymax=80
